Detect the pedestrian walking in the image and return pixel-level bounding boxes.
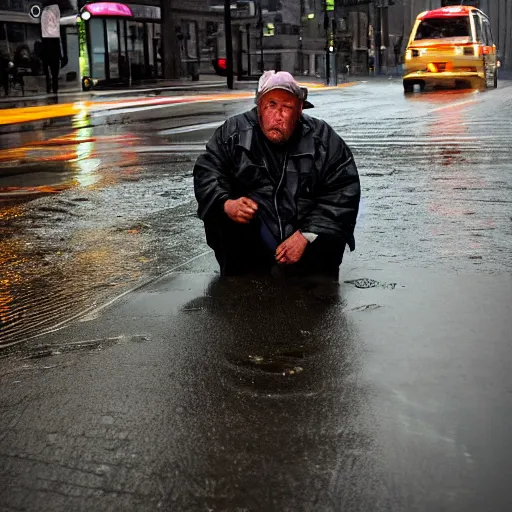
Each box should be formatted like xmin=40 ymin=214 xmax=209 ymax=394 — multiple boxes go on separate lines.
xmin=193 ymin=70 xmax=361 ymax=280
xmin=41 ymin=3 xmax=62 ymax=94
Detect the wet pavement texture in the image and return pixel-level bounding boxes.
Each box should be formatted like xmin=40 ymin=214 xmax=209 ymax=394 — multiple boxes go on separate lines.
xmin=1 ymin=82 xmax=511 ymax=347
xmin=1 ymin=268 xmax=511 ymax=511
xmin=1 ymin=81 xmax=512 ymax=510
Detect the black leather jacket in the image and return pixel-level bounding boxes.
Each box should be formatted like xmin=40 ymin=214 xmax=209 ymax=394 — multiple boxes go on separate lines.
xmin=193 ymin=108 xmax=360 ymax=251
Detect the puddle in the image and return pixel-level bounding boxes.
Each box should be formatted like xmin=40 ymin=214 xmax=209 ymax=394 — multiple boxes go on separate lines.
xmin=344 ymin=278 xmax=398 ymax=290
xmin=21 ymin=335 xmax=150 ymax=360
xmin=235 ymin=347 xmax=311 ymax=377
xmin=350 ymin=304 xmax=382 ymax=312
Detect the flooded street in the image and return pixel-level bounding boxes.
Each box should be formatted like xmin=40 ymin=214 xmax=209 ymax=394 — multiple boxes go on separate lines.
xmin=1 ymin=82 xmax=511 ymax=347
xmin=1 ymin=81 xmax=512 ymax=511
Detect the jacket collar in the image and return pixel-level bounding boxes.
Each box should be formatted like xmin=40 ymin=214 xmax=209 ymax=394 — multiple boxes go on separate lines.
xmin=238 ymin=108 xmax=315 ymax=158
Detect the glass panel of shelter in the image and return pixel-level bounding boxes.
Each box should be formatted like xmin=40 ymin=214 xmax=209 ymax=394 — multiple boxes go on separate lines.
xmin=106 ymin=19 xmax=120 ymax=79
xmin=90 ymin=18 xmax=106 ymax=80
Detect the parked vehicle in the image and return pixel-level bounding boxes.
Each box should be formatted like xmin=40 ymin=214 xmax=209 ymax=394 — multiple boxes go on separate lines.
xmin=403 ymin=5 xmax=498 ymax=93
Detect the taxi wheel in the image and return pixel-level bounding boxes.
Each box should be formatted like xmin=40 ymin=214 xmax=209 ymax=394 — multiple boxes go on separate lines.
xmin=403 ymin=80 xmax=414 ymax=94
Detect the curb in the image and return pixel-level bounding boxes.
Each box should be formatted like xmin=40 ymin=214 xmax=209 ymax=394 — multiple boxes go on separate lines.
xmin=0 ymin=81 xmax=231 ymax=109
xmin=0 ymin=250 xmax=212 ymax=351
xmin=0 ymin=81 xmax=360 ymax=137
xmin=0 ymin=78 xmax=368 ymax=109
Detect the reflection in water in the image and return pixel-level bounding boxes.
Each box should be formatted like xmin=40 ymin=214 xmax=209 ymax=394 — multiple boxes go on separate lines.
xmin=0 ymin=130 xmax=152 ymax=346
xmin=0 ymin=222 xmax=147 ymax=346
xmin=0 ymin=209 xmax=24 ymax=340
xmin=72 ymin=102 xmax=91 ymax=130
xmin=425 ymin=91 xmax=494 ymax=260
xmin=158 ymin=276 xmax=391 ymax=510
xmin=405 ymin=88 xmax=479 ymax=108
xmin=76 ymin=158 xmax=102 ymax=188
xmin=0 ymin=128 xmax=141 ymax=201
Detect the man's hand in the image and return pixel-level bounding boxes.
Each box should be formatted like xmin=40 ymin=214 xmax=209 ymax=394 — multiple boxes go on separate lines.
xmin=275 ymin=231 xmax=308 ymax=265
xmin=224 ymin=197 xmax=258 ymax=224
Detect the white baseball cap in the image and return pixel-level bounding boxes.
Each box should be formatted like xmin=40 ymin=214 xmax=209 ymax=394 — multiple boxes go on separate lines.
xmin=255 ymin=70 xmax=314 ymax=108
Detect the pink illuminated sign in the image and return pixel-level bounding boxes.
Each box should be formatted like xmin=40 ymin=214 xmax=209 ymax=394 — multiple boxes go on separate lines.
xmin=84 ymin=2 xmax=133 ymax=17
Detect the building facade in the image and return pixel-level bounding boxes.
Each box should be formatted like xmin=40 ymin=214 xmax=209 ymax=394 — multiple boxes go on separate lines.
xmin=75 ymin=0 xmax=224 ymax=80
xmin=464 ymin=0 xmax=512 ymax=71
xmin=0 ymin=0 xmax=224 ymax=89
xmin=1 ymin=0 xmax=509 ymax=92
xmin=0 ymin=1 xmax=77 ymax=72
xmin=209 ymin=0 xmax=512 ymax=79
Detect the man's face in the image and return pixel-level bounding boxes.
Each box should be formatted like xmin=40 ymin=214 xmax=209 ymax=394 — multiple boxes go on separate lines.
xmin=258 ymin=89 xmax=302 ymax=144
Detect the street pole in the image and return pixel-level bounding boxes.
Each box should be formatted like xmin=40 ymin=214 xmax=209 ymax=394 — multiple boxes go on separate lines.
xmin=258 ymin=0 xmax=264 ymax=73
xmin=331 ymin=17 xmax=337 ymax=85
xmin=299 ymin=0 xmax=304 ymax=76
xmin=324 ymin=0 xmax=330 ymax=85
xmin=237 ymin=26 xmax=243 ymax=81
xmin=224 ymin=0 xmax=234 ymax=89
xmin=246 ymin=23 xmax=251 ymax=76
xmin=375 ymin=1 xmax=382 ymax=75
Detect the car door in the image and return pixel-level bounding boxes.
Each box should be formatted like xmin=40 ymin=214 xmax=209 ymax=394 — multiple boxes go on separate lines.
xmin=472 ymin=11 xmax=492 ymax=86
xmin=482 ymin=15 xmax=497 ymax=81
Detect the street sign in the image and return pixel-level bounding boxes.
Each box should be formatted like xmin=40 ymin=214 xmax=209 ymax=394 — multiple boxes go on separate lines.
xmin=29 ymin=3 xmax=42 ymax=19
xmin=232 ymin=1 xmax=256 ymax=19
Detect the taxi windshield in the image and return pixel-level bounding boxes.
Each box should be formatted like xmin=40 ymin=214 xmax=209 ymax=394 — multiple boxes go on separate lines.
xmin=415 ymin=16 xmax=470 ymax=40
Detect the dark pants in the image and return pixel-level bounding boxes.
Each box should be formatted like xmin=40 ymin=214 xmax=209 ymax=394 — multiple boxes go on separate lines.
xmin=204 ymin=214 xmax=345 ymax=280
xmin=42 ymin=38 xmax=60 ymax=94
xmin=0 ymin=60 xmax=8 ymax=96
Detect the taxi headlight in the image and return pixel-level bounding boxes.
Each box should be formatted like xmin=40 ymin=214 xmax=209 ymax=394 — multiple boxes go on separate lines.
xmin=405 ymin=50 xmax=412 ymax=61
xmin=455 ymin=46 xmax=464 ymax=56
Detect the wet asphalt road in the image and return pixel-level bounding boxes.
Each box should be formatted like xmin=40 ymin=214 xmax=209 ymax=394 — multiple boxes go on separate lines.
xmin=1 ymin=80 xmax=512 ymax=511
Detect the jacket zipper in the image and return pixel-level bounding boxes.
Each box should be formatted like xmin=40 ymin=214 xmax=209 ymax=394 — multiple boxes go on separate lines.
xmin=274 ymin=153 xmax=288 ymax=242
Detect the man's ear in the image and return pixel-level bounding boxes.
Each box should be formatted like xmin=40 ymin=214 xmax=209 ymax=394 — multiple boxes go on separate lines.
xmin=297 ymin=100 xmax=303 ymax=117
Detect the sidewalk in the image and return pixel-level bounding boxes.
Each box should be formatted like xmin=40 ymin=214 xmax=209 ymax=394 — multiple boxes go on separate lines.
xmin=0 ymin=75 xmax=228 ymax=109
xmin=1 ymin=252 xmax=511 ymax=510
xmin=0 ymin=80 xmax=358 ymax=133
xmin=0 ymin=73 xmax=367 ymax=110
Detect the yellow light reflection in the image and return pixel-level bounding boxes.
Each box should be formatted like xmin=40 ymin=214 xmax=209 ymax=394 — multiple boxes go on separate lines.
xmin=76 ymin=157 xmax=101 ymax=187
xmin=0 ymin=207 xmax=25 ymax=335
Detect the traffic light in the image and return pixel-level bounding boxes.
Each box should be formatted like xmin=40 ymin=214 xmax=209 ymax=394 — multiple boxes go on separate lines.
xmin=212 ymin=58 xmax=228 ymax=76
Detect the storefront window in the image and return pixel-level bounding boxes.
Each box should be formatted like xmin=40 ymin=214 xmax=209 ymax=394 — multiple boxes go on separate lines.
xmin=3 ymin=22 xmax=24 ymax=44
xmin=181 ymin=21 xmax=198 ymax=60
xmin=154 ymin=22 xmax=162 ymax=77
xmin=147 ymin=22 xmax=154 ymax=75
xmin=119 ymin=20 xmax=127 ymax=79
xmin=0 ymin=22 xmax=43 ymax=75
xmin=145 ymin=23 xmax=161 ymax=78
xmin=127 ymin=20 xmax=145 ymax=78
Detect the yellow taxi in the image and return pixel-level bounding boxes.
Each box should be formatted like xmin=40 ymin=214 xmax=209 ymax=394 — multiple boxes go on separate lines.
xmin=403 ymin=5 xmax=498 ymax=93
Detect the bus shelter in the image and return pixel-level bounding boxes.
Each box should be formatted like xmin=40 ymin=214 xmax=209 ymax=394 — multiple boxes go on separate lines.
xmin=61 ymin=1 xmax=162 ymax=90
